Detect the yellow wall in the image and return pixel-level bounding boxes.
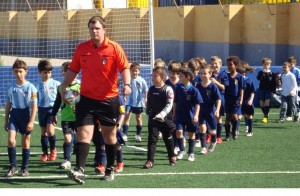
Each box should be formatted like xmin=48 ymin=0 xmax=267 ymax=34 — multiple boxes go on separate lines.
xmin=289 ymin=3 xmax=300 ymax=45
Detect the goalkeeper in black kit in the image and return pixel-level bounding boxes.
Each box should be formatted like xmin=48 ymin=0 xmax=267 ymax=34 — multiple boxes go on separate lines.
xmin=143 ymin=67 xmax=176 ymax=169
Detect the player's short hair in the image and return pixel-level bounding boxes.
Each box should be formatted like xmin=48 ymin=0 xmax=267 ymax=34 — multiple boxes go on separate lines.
xmin=130 ymin=62 xmax=140 ymax=70
xmin=88 ymin=16 xmax=106 ymax=28
xmin=261 ymin=57 xmax=272 ymax=65
xmin=179 ymin=67 xmax=194 ymax=82
xmin=287 ymin=56 xmax=297 ymax=64
xmin=240 ymin=61 xmax=255 ymax=73
xmin=201 ymin=64 xmax=214 ymax=74
xmin=154 ymin=58 xmax=166 ymax=68
xmin=168 ymin=61 xmax=181 ymax=73
xmin=62 ymin=61 xmax=71 ymax=72
xmin=187 ymin=58 xmax=201 ymax=72
xmin=38 ymin=59 xmax=53 ymax=72
xmin=152 ymin=66 xmax=167 ymax=80
xmin=12 ymin=59 xmax=28 ymax=71
xmin=227 ymin=56 xmax=241 ymax=67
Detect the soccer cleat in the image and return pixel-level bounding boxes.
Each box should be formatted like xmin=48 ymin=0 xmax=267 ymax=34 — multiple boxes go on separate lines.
xmin=67 ymin=167 xmax=85 ymax=185
xmin=114 ymin=162 xmax=124 ymax=173
xmin=40 ymin=153 xmax=48 ymax=162
xmin=135 ymin=134 xmax=142 ymax=142
xmin=217 ymin=137 xmax=222 ymax=144
xmin=4 ymin=166 xmax=18 ymax=177
xmin=262 ymin=117 xmax=268 ymax=123
xmin=225 ymin=137 xmax=230 ymax=141
xmin=194 ymin=140 xmax=201 ymax=147
xmin=208 ymin=142 xmax=217 ymax=152
xmin=187 ymin=153 xmax=195 ymax=162
xmin=122 ymin=134 xmax=128 ymax=142
xmin=143 ymin=160 xmax=153 ymax=169
xmin=233 ymin=135 xmax=238 ymax=140
xmin=206 ymin=134 xmax=211 ymax=144
xmin=101 ymin=168 xmax=114 ymax=181
xmin=49 ymin=149 xmax=57 ymax=161
xmin=169 ymin=156 xmax=176 ymax=166
xmin=200 ymin=147 xmax=208 ymax=155
xmin=286 ymin=116 xmax=293 ymax=121
xmin=21 ymin=168 xmax=29 ymax=177
xmin=277 ymin=118 xmax=285 ymax=123
xmin=95 ymin=164 xmax=106 ymax=175
xmin=59 ymin=160 xmax=71 ymax=170
xmin=293 ymin=115 xmax=299 ymax=122
xmin=246 ymin=132 xmax=253 ymax=137
xmin=176 ymin=151 xmax=185 ymax=160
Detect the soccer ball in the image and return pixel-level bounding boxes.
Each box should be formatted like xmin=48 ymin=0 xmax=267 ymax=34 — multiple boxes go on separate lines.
xmin=64 ymin=89 xmax=80 ymax=105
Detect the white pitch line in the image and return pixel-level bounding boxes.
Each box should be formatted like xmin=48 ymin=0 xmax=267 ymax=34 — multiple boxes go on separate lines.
xmin=0 ymin=170 xmax=299 ymax=180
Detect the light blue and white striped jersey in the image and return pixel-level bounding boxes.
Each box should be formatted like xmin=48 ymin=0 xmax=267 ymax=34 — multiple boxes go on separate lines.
xmin=127 ymin=76 xmax=148 ymax=107
xmin=6 ymin=81 xmax=38 ymax=109
xmin=36 ymin=78 xmax=61 ymax=108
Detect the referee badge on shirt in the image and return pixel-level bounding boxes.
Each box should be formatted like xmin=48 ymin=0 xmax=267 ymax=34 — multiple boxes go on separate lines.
xmin=206 ymin=90 xmax=211 ymax=97
xmin=235 ymin=79 xmax=238 ymax=85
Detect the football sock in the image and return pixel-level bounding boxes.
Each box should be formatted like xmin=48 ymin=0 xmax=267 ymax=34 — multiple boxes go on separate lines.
xmin=248 ymin=119 xmax=253 ymax=133
xmin=225 ymin=124 xmax=231 ymax=138
xmin=105 ymin=143 xmax=117 ymax=170
xmin=200 ymin=133 xmax=206 ymax=148
xmin=8 ymin=147 xmax=17 ymax=167
xmin=99 ymin=149 xmax=107 ymax=166
xmin=22 ymin=148 xmax=30 ymax=169
xmin=217 ymin=123 xmax=222 ymax=138
xmin=177 ymin=137 xmax=185 ymax=151
xmin=231 ymin=119 xmax=238 ymax=136
xmin=136 ymin=125 xmax=142 ymax=135
xmin=123 ymin=124 xmax=129 ymax=135
xmin=116 ymin=148 xmax=123 ymax=163
xmin=188 ymin=139 xmax=195 ymax=154
xmin=76 ymin=142 xmax=90 ymax=170
xmin=265 ymin=106 xmax=270 ymax=117
xmin=41 ymin=136 xmax=48 ymax=154
xmin=211 ymin=134 xmax=217 ymax=143
xmin=63 ymin=141 xmax=72 ymax=161
xmin=49 ymin=135 xmax=56 ymax=150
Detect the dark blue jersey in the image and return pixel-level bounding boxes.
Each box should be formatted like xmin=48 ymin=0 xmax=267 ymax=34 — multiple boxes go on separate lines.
xmin=256 ymin=70 xmax=276 ymax=92
xmin=214 ymin=70 xmax=228 ymax=95
xmin=192 ymin=73 xmax=201 ymax=87
xmin=174 ymin=83 xmax=203 ymax=122
xmin=224 ymin=72 xmax=244 ymax=98
xmin=243 ymin=76 xmax=255 ymax=105
xmin=196 ymin=82 xmax=221 ymax=113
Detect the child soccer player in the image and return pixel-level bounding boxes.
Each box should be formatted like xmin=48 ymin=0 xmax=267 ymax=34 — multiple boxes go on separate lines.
xmin=51 ymin=61 xmax=80 ymax=169
xmin=239 ymin=61 xmax=256 ymax=136
xmin=224 ymin=56 xmax=244 ymax=141
xmin=143 ymin=67 xmax=176 ymax=169
xmin=256 ymin=57 xmax=276 ymax=123
xmin=36 ymin=60 xmax=61 ymax=162
xmin=277 ymin=62 xmax=299 ymax=123
xmin=196 ymin=64 xmax=221 ymax=153
xmin=210 ymin=56 xmax=227 ymax=144
xmin=4 ymin=59 xmax=38 ymax=177
xmin=173 ymin=67 xmax=202 ymax=161
xmin=165 ymin=61 xmax=181 ymax=154
xmin=122 ymin=62 xmax=148 ymax=142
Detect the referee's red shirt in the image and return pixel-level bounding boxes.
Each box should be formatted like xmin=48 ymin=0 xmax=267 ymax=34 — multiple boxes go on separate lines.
xmin=69 ymin=36 xmax=129 ymax=101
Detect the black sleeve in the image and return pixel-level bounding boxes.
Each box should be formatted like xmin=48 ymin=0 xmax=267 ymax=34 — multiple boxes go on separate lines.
xmin=51 ymin=87 xmax=62 ymax=116
xmin=256 ymin=71 xmax=262 ymax=80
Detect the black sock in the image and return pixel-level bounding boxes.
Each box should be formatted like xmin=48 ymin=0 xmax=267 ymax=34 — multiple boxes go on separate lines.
xmin=76 ymin=142 xmax=90 ymax=170
xmin=105 ymin=143 xmax=117 ymax=170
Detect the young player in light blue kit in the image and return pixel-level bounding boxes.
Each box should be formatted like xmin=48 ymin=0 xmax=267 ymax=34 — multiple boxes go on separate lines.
xmin=4 ymin=59 xmax=38 ymax=177
xmin=36 ymin=60 xmax=61 ymax=162
xmin=122 ymin=62 xmax=148 ymax=142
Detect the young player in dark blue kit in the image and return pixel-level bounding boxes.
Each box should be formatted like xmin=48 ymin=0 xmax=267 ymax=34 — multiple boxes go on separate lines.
xmin=196 ymin=64 xmax=221 ymax=153
xmin=173 ymin=67 xmax=202 ymax=161
xmin=239 ymin=61 xmax=256 ymax=136
xmin=224 ymin=56 xmax=244 ymax=141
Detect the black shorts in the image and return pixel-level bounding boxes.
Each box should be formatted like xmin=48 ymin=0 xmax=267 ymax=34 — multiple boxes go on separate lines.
xmin=75 ymin=95 xmax=120 ymax=127
xmin=61 ymin=121 xmax=76 ymax=135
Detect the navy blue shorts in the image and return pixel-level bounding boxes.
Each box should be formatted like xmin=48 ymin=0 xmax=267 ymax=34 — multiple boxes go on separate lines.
xmin=176 ymin=121 xmax=197 ymax=133
xmin=242 ymin=104 xmax=254 ymax=116
xmin=259 ymin=90 xmax=272 ymax=101
xmin=38 ymin=107 xmax=53 ymax=127
xmin=8 ymin=108 xmax=31 ymax=135
xmin=125 ymin=105 xmax=143 ymax=114
xmin=61 ymin=121 xmax=76 ymax=135
xmin=199 ymin=111 xmax=217 ymax=130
